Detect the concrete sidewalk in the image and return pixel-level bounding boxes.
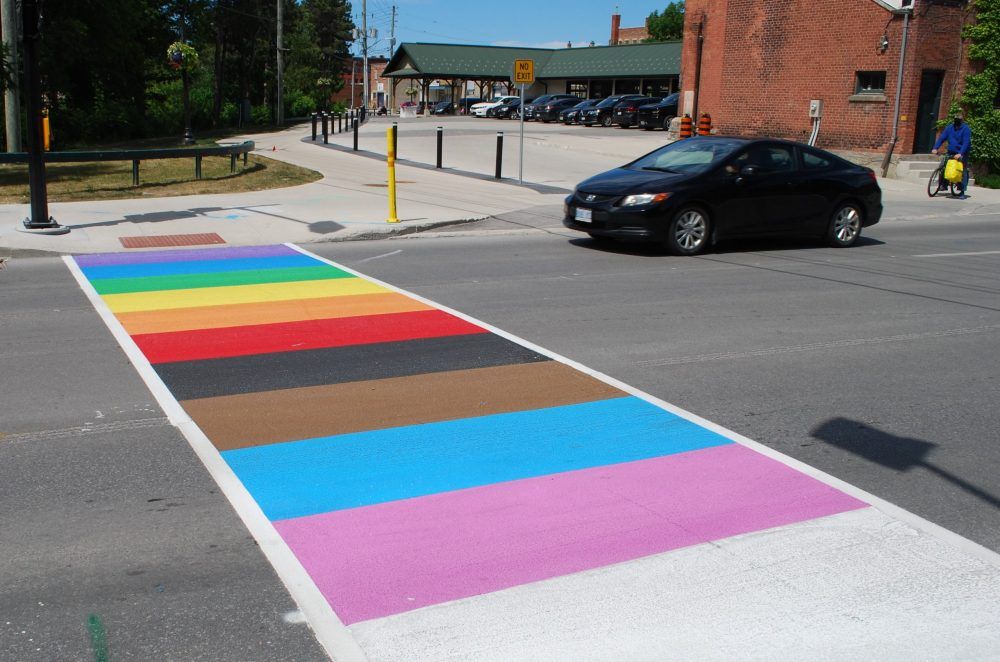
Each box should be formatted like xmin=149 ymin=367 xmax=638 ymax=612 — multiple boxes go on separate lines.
xmin=0 ymin=124 xmax=566 ymax=256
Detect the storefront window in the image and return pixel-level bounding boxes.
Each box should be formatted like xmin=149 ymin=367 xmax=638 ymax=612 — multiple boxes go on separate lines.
xmin=614 ymin=79 xmax=640 ymax=94
xmin=589 ymin=80 xmax=612 ymax=99
xmin=643 ymin=78 xmax=677 ymax=97
xmin=567 ymin=80 xmax=589 ymax=98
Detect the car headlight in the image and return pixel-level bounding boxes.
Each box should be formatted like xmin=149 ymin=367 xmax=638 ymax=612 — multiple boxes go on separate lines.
xmin=619 ymin=193 xmax=671 ymax=207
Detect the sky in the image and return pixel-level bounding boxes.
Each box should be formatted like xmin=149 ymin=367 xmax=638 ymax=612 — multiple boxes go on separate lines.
xmin=351 ymin=0 xmax=676 ymax=58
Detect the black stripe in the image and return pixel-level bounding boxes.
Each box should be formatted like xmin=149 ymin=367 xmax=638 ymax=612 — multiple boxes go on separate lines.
xmin=156 ymin=333 xmax=549 ymax=401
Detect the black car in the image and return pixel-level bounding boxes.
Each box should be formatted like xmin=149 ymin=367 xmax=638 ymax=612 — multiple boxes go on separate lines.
xmin=486 ymin=98 xmax=518 ymax=118
xmin=563 ymin=137 xmax=882 ymax=255
xmin=523 ymin=94 xmax=578 ymax=121
xmin=561 ymin=99 xmax=599 ymax=124
xmin=579 ymin=95 xmax=648 ymax=127
xmin=457 ymin=97 xmax=482 ymax=114
xmin=536 ymin=97 xmax=582 ymax=122
xmin=612 ymin=96 xmax=659 ymax=128
xmin=495 ymin=97 xmax=530 ymax=119
xmin=637 ymin=93 xmax=680 ymax=131
xmin=432 ymin=101 xmax=454 ymax=115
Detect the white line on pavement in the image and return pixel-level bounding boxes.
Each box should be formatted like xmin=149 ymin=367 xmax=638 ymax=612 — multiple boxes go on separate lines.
xmin=356 ymin=249 xmax=403 ymax=263
xmin=913 ymin=250 xmax=1000 ymax=258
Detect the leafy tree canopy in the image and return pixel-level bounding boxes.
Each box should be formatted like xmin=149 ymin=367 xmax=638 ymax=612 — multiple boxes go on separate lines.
xmin=645 ymin=1 xmax=685 ymax=42
xmin=957 ymin=0 xmax=1000 ymax=171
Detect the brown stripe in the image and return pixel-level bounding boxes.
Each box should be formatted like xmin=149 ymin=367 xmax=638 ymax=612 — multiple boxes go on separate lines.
xmin=120 ymin=233 xmax=225 ymax=249
xmin=182 ymin=361 xmax=624 ymax=451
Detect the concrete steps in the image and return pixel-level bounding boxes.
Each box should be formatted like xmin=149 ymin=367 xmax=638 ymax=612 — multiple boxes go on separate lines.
xmin=896 ymin=155 xmax=974 ymax=187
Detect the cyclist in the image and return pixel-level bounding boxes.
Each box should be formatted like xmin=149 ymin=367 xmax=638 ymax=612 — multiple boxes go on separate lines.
xmin=933 ymin=114 xmax=972 ymax=198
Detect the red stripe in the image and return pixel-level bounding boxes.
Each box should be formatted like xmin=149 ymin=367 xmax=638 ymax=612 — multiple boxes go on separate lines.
xmin=133 ymin=310 xmax=486 ymax=364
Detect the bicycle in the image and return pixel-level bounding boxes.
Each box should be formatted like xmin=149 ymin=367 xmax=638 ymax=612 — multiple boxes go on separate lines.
xmin=927 ymin=155 xmax=962 ymax=197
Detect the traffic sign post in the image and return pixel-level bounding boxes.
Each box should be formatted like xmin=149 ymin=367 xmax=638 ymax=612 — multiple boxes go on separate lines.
xmin=512 ymin=60 xmax=534 ymax=185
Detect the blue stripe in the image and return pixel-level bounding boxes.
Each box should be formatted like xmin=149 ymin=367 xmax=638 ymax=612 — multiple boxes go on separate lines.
xmin=80 ymin=254 xmax=321 ymax=280
xmin=223 ymin=396 xmax=732 ymax=521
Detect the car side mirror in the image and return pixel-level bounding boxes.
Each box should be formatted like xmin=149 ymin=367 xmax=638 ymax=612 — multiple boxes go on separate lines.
xmin=735 ymin=165 xmax=758 ymax=184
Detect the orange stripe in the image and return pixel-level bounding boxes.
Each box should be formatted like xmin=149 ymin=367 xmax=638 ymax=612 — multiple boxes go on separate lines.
xmin=115 ymin=292 xmax=433 ymax=335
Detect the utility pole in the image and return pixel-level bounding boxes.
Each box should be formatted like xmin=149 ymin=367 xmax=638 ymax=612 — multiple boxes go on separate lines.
xmin=2 ymin=0 xmax=21 ymax=152
xmin=362 ymin=0 xmax=369 ymax=111
xmin=276 ymin=0 xmax=284 ymax=125
xmin=351 ymin=58 xmax=356 ymax=108
xmin=388 ymin=4 xmax=396 ymax=114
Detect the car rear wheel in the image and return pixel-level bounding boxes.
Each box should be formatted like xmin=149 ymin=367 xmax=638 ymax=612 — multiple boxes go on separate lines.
xmin=827 ymin=203 xmax=863 ymax=247
xmin=666 ymin=206 xmax=710 ymax=256
xmin=601 ymin=115 xmax=613 ymax=127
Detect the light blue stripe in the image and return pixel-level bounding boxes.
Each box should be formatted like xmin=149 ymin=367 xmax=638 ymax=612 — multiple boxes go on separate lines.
xmin=223 ymin=396 xmax=732 ymax=521
xmin=80 ymin=254 xmax=321 ymax=280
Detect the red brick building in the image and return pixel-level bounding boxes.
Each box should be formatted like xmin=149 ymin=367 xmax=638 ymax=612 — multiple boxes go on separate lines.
xmin=330 ymin=57 xmax=390 ymax=108
xmin=611 ymin=14 xmax=651 ymax=45
xmin=680 ymin=0 xmax=972 ymax=155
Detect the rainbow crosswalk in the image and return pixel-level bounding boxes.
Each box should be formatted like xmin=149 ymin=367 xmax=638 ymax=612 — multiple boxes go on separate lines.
xmin=70 ymin=244 xmax=874 ymax=647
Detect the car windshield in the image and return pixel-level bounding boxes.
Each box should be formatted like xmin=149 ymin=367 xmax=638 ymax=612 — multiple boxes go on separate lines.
xmin=629 ymin=139 xmax=745 ymax=174
xmin=595 ymin=96 xmax=622 ymax=108
xmin=574 ymin=100 xmax=595 ymax=108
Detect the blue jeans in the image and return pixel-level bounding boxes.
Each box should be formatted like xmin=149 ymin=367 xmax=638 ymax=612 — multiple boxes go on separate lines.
xmin=939 ymin=153 xmax=970 ymax=193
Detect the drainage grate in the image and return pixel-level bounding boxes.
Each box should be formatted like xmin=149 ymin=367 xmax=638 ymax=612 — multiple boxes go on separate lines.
xmin=119 ymin=233 xmax=226 ymax=249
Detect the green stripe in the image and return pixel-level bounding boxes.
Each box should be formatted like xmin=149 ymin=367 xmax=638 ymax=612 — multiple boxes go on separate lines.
xmin=91 ymin=265 xmax=353 ymax=294
xmin=87 ymin=614 xmax=109 ymax=662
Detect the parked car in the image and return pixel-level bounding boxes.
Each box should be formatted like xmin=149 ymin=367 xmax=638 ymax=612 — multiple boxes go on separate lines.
xmin=535 ymin=97 xmax=581 ymax=122
xmin=637 ymin=93 xmax=681 ymax=131
xmin=612 ymin=96 xmax=659 ymax=128
xmin=560 ymin=99 xmax=600 ymax=124
xmin=563 ymin=136 xmax=882 ymax=255
xmin=523 ymin=94 xmax=578 ymax=121
xmin=471 ymin=96 xmax=518 ymax=117
xmin=579 ymin=95 xmax=647 ymax=127
xmin=457 ymin=97 xmax=482 ymax=114
xmin=432 ymin=101 xmax=455 ymax=115
xmin=487 ymin=97 xmax=520 ymax=118
xmin=495 ymin=97 xmax=530 ymax=119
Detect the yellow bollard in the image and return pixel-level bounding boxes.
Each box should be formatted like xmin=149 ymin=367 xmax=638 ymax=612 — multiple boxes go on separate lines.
xmin=42 ymin=111 xmax=51 ymax=151
xmin=386 ymin=126 xmax=399 ymax=223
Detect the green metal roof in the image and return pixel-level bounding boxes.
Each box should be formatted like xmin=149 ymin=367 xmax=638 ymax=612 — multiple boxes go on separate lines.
xmin=383 ymin=42 xmax=682 ymax=80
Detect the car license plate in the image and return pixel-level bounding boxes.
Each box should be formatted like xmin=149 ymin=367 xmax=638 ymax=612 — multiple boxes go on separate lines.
xmin=575 ymin=208 xmax=592 ymax=223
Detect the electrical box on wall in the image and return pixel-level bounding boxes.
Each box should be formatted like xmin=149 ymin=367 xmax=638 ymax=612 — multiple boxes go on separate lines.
xmin=809 ymin=100 xmax=823 ymax=118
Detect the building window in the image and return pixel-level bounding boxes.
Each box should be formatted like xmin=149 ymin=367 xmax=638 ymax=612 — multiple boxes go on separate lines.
xmin=567 ymin=80 xmax=589 ymax=97
xmin=614 ymin=79 xmax=640 ymax=94
xmin=855 ymin=71 xmax=886 ymax=95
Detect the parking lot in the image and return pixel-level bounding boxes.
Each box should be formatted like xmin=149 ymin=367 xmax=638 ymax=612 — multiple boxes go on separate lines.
xmin=320 ymin=114 xmax=675 ymax=190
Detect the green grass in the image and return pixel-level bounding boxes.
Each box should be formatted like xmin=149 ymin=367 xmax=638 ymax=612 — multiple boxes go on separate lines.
xmin=0 ymin=153 xmax=321 ymax=203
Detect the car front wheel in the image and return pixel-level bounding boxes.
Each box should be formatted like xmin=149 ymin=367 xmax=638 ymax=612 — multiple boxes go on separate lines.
xmin=827 ymin=203 xmax=863 ymax=247
xmin=666 ymin=206 xmax=710 ymax=256
xmin=601 ymin=115 xmax=613 ymax=127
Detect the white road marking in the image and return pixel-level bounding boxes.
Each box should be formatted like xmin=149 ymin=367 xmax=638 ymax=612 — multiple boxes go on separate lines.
xmin=913 ymin=250 xmax=1000 ymax=258
xmin=356 ymin=249 xmax=402 ymax=263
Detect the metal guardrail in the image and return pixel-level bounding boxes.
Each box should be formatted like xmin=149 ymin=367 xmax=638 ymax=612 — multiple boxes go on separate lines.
xmin=0 ymin=140 xmax=256 ymax=186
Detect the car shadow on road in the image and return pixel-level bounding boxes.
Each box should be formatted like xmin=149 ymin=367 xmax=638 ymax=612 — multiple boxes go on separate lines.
xmin=570 ymin=234 xmax=885 ymax=257
xmin=811 ymin=417 xmax=1000 ymax=510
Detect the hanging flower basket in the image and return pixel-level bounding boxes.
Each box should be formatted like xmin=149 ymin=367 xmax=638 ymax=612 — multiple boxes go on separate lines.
xmin=166 ymin=42 xmax=200 ymax=72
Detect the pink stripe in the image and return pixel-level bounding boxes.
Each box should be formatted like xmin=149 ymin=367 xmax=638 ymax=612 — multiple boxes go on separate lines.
xmin=274 ymin=444 xmax=867 ymax=624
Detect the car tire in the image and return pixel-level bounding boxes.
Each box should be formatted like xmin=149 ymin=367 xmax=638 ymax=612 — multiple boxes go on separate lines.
xmin=665 ymin=206 xmax=711 ymax=256
xmin=601 ymin=115 xmax=613 ymax=127
xmin=826 ymin=202 xmax=863 ymax=247
xmin=662 ymin=115 xmax=674 ymax=131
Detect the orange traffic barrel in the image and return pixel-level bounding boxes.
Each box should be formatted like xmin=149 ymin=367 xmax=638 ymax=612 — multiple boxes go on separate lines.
xmin=697 ymin=113 xmax=712 ymax=136
xmin=679 ymin=114 xmax=693 ymax=139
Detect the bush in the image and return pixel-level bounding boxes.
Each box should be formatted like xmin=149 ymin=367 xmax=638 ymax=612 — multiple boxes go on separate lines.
xmin=284 ymin=89 xmax=318 ymax=118
xmin=251 ymin=104 xmax=272 ymax=125
xmin=976 ymin=172 xmax=1000 ymax=188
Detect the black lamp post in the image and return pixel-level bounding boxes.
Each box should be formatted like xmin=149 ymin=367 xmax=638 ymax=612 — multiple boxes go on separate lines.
xmin=169 ymin=43 xmax=196 ymax=145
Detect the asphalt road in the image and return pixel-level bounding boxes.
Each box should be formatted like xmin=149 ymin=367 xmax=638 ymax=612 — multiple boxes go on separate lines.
xmin=0 ymin=259 xmax=328 ymax=661
xmin=2 ymin=192 xmax=998 ymax=659
xmin=311 ymin=199 xmax=1000 ymax=553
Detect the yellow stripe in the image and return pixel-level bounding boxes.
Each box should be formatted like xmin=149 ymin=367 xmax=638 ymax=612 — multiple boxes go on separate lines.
xmin=102 ymin=278 xmax=388 ymax=313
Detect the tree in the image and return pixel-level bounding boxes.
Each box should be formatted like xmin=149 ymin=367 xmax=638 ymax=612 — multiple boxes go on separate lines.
xmin=646 ymin=2 xmax=685 ymax=42
xmin=958 ymin=0 xmax=1000 ymax=173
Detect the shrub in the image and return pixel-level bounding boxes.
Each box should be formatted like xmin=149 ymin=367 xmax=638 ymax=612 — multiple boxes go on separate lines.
xmin=251 ymin=104 xmax=272 ymax=125
xmin=976 ymin=172 xmax=1000 ymax=188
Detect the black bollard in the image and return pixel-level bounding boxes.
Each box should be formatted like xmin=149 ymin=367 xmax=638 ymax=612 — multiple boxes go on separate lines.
xmin=321 ymin=114 xmax=328 ymax=144
xmin=311 ymin=113 xmax=317 ymax=141
xmin=353 ymin=119 xmax=359 ymax=151
xmin=392 ymin=122 xmax=398 ymax=156
xmin=495 ymin=131 xmax=503 ymax=179
xmin=436 ymin=127 xmax=443 ymax=169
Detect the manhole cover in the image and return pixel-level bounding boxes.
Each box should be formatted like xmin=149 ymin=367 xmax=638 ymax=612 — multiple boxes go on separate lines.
xmin=363 ymin=181 xmax=416 ymax=187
